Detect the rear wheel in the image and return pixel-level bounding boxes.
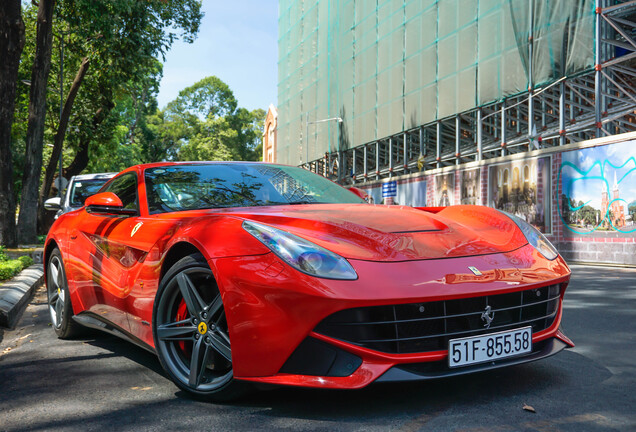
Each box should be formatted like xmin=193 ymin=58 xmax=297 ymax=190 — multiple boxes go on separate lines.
xmin=47 ymin=248 xmax=82 ymax=338
xmin=153 ymin=254 xmax=248 ymax=401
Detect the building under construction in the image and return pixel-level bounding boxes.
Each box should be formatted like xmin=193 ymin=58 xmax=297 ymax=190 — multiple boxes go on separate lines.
xmin=274 ymin=0 xmax=636 ymax=266
xmin=276 ymin=0 xmax=635 ymax=180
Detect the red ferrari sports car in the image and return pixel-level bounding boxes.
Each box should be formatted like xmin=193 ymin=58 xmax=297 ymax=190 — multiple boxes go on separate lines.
xmin=45 ymin=161 xmax=573 ymax=400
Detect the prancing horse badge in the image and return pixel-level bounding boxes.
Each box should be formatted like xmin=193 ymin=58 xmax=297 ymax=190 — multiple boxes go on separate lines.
xmin=131 ymin=222 xmax=143 ymax=237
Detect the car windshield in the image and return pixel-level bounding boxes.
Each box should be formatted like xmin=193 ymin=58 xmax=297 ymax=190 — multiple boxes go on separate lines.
xmin=144 ymin=163 xmax=364 ymax=214
xmin=69 ymin=179 xmax=111 ymax=207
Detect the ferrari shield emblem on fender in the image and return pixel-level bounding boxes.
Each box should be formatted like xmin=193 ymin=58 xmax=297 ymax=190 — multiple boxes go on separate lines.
xmin=131 ymin=222 xmax=143 ymax=238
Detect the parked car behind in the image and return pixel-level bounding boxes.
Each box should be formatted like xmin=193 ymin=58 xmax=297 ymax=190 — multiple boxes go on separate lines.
xmin=44 ymin=172 xmax=116 ymax=219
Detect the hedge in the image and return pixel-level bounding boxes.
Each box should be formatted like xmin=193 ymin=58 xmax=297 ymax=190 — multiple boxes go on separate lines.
xmin=0 ymin=248 xmax=34 ymax=281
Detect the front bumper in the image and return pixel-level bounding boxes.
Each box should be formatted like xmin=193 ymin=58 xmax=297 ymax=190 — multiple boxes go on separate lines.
xmin=212 ymin=244 xmax=572 ymax=389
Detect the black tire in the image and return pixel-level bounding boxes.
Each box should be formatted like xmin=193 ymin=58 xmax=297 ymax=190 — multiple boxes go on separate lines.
xmin=152 ymin=254 xmax=249 ymax=401
xmin=47 ymin=248 xmax=82 ymax=339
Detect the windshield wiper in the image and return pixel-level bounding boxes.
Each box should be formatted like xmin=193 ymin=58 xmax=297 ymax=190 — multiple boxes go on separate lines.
xmin=199 ymin=204 xmax=236 ymax=209
xmin=262 ymin=200 xmax=321 ymax=206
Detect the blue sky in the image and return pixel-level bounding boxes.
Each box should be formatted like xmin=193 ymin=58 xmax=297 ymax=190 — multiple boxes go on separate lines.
xmin=157 ymin=1 xmax=279 ymax=112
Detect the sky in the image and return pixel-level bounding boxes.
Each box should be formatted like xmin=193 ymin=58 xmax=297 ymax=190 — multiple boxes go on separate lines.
xmin=157 ymin=0 xmax=279 ymax=112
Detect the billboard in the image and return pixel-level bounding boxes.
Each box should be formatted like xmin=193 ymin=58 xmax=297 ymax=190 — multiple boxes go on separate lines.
xmin=488 ymin=156 xmax=551 ymax=233
xmin=363 ymin=178 xmax=426 ymax=206
xmin=460 ymin=168 xmax=481 ymax=205
xmin=434 ymin=173 xmax=455 ymax=207
xmin=559 ymin=140 xmax=636 ymax=236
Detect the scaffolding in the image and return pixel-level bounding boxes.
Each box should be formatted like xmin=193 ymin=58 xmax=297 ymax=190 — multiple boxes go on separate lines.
xmin=277 ymin=1 xmax=636 ymax=184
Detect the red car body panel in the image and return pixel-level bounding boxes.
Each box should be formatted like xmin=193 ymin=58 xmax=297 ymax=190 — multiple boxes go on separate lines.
xmin=45 ymin=162 xmax=572 ymax=390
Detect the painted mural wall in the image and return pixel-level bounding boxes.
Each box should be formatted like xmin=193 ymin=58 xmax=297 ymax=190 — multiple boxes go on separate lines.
xmin=352 ymin=133 xmax=636 ymax=266
xmin=488 ymin=157 xmax=551 ymax=233
xmin=460 ymin=169 xmax=481 ymax=205
xmin=559 ymin=140 xmax=636 ymax=236
xmin=434 ymin=173 xmax=455 ymax=206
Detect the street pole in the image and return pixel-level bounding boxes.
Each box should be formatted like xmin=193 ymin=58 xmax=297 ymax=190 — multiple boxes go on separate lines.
xmin=58 ymin=34 xmax=63 ymax=198
xmin=305 ymin=112 xmax=309 ymax=165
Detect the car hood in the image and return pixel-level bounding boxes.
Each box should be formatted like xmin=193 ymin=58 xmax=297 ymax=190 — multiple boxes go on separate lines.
xmin=225 ymin=204 xmax=528 ymax=262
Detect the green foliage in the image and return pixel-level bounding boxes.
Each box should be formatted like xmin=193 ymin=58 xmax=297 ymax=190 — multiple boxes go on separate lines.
xmin=18 ymin=255 xmax=34 ymax=267
xmin=8 ymin=1 xmax=271 ymax=217
xmin=577 ymin=205 xmax=597 ymax=226
xmin=177 ymin=117 xmax=238 ymax=161
xmin=0 ymin=260 xmax=25 ymax=281
xmin=10 ymin=0 xmax=203 ymax=198
xmin=165 ymin=76 xmax=237 ymax=121
xmin=161 ymin=76 xmax=266 ymax=163
xmin=0 ymin=245 xmax=34 ymax=280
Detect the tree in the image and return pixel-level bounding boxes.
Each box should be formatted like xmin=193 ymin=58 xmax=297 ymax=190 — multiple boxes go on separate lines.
xmin=18 ymin=0 xmax=56 ymax=244
xmin=229 ymin=107 xmax=266 ymax=161
xmin=34 ymin=0 xmax=202 ymax=233
xmin=165 ymin=76 xmax=237 ymax=121
xmin=578 ymin=204 xmax=597 ymax=227
xmin=0 ymin=0 xmax=25 ymax=247
xmin=164 ymin=76 xmax=266 ymax=163
xmin=177 ymin=117 xmax=238 ymax=161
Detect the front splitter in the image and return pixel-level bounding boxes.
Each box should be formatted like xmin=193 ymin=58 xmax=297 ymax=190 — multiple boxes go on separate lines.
xmin=376 ymin=337 xmax=568 ymax=382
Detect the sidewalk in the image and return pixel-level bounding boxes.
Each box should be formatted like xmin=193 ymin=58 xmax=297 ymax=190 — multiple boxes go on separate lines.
xmin=0 ymin=265 xmax=44 ymax=328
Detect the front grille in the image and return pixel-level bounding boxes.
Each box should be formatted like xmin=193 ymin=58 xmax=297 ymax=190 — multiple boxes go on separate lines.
xmin=314 ymin=284 xmax=562 ymax=354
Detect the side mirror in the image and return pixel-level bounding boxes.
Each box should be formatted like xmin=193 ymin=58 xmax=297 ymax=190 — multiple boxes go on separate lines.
xmin=85 ymin=192 xmax=137 ymax=216
xmin=348 ymin=187 xmax=368 ymax=201
xmin=44 ymin=196 xmax=62 ymax=211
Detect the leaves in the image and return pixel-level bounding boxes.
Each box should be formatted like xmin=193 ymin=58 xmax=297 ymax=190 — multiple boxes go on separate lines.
xmin=11 ymin=0 xmax=203 ymax=194
xmin=166 ymin=76 xmax=237 ymax=121
xmin=159 ymin=76 xmax=265 ymax=163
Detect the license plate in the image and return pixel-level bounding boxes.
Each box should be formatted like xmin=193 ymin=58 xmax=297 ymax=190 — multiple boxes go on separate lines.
xmin=448 ymin=327 xmax=532 ymax=368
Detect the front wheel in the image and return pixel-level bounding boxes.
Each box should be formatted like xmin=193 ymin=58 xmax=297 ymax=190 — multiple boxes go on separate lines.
xmin=153 ymin=254 xmax=248 ymax=401
xmin=47 ymin=248 xmax=82 ymax=338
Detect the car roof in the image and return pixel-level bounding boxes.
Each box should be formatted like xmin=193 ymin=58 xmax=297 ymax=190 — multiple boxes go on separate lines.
xmin=136 ymin=161 xmax=270 ymax=169
xmin=117 ymin=161 xmax=298 ymax=175
xmin=71 ymin=172 xmax=118 ymax=181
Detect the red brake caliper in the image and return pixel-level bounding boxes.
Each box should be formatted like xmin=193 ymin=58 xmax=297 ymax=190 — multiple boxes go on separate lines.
xmin=175 ymin=299 xmax=190 ymax=356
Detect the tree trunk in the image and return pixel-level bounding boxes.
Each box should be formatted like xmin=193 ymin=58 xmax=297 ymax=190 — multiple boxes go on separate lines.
xmin=37 ymin=57 xmax=90 ymax=234
xmin=64 ymin=137 xmax=90 ymax=179
xmin=0 ymin=1 xmax=25 ymax=247
xmin=65 ymin=104 xmax=111 ymax=178
xmin=17 ymin=0 xmax=55 ymax=244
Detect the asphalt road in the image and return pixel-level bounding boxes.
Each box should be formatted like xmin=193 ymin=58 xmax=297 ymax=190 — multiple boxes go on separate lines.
xmin=1 ymin=265 xmax=635 ymax=432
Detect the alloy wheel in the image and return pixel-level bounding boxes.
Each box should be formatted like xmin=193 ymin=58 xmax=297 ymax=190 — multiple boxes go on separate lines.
xmin=155 ymin=266 xmax=233 ymax=392
xmin=47 ymin=255 xmax=66 ymax=329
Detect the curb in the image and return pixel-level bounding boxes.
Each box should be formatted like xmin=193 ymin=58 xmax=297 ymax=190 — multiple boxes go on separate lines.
xmin=5 ymin=247 xmax=44 ymax=264
xmin=0 ymin=264 xmax=45 ymax=328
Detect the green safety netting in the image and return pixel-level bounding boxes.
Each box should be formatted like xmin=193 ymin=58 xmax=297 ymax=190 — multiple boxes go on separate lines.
xmin=277 ymin=0 xmax=595 ymax=164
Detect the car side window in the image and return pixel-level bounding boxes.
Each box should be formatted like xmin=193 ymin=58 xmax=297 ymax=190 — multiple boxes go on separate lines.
xmin=105 ymin=173 xmax=139 ymax=212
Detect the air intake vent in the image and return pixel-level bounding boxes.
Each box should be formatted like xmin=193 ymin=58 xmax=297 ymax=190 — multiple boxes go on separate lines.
xmin=315 ymin=284 xmax=561 ymax=354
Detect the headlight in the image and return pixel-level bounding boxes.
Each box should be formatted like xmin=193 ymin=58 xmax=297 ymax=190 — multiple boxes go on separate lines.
xmin=502 ymin=212 xmax=558 ymax=260
xmin=242 ymin=221 xmax=358 ymax=280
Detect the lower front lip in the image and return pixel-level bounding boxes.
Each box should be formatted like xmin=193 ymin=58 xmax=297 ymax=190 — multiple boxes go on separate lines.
xmin=237 ymin=332 xmax=570 ymax=389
